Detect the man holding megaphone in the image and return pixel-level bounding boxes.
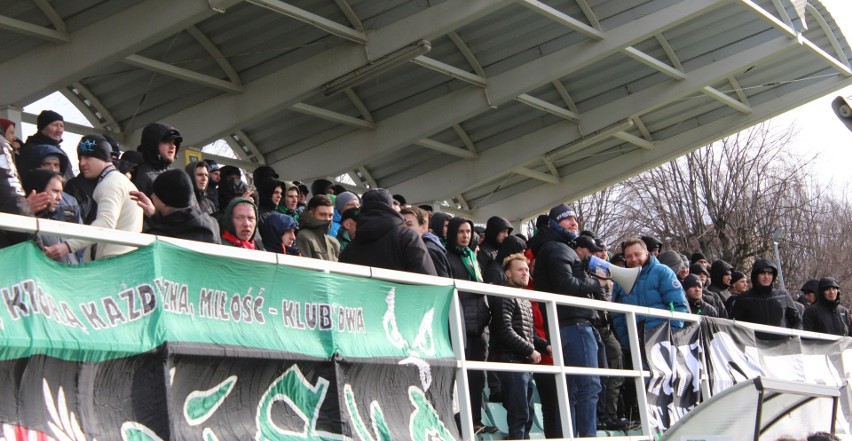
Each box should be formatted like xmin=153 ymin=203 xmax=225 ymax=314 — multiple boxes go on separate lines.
xmin=610 ymin=238 xmax=689 ymax=356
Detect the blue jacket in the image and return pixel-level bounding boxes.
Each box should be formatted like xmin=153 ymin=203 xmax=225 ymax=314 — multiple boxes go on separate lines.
xmin=612 ymin=255 xmax=689 ymax=347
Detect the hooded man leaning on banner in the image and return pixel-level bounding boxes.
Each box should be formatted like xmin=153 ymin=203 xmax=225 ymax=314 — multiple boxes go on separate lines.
xmin=44 ymin=134 xmax=143 ymax=262
xmin=220 ymin=197 xmax=260 ymax=249
xmin=129 ymin=169 xmax=220 ymax=244
xmin=731 ymin=258 xmax=802 ymax=338
xmin=802 ymin=277 xmax=850 ymax=336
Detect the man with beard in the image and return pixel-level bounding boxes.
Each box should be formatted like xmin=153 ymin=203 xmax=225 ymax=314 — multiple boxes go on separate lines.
xmin=529 ymin=204 xmax=605 ymax=438
xmin=612 ymin=237 xmax=689 ymax=351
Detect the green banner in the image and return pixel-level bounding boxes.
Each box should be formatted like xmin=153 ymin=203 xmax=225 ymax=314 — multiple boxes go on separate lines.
xmin=0 ymin=241 xmax=455 ymax=362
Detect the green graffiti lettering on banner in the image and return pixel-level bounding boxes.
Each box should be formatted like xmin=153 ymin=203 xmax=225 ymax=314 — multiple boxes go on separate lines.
xmin=184 ymin=375 xmax=237 ymax=426
xmin=343 ymin=384 xmax=391 ymax=441
xmin=256 ymin=365 xmax=338 ymax=440
xmin=120 ymin=422 xmax=165 ymax=441
xmin=408 ymin=386 xmax=455 ymax=441
xmin=203 ymin=427 xmax=220 ymax=441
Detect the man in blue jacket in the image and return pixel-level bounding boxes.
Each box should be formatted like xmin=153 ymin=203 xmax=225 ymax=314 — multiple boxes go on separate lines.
xmin=612 ymin=237 xmax=689 ymax=350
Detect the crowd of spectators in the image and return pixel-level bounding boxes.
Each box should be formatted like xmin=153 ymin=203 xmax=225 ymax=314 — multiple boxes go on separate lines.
xmin=1 ymin=111 xmax=847 ymax=438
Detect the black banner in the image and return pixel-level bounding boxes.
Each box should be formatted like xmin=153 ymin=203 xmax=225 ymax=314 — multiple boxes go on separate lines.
xmin=0 ymin=343 xmax=459 ymax=440
xmin=643 ymin=322 xmax=702 ymax=435
xmin=645 ymin=318 xmax=852 ymax=435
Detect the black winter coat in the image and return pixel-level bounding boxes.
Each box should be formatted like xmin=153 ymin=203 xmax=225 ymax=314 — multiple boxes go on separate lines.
xmin=803 ymin=297 xmax=850 ymax=336
xmin=688 ymin=297 xmax=720 ymax=318
xmin=732 ymin=259 xmax=801 ymax=338
xmin=339 ymin=200 xmax=437 ymax=276
xmin=145 ymin=206 xmax=221 ymax=244
xmin=529 ymin=227 xmax=601 ymax=324
xmin=483 ymin=235 xmax=527 ymax=285
xmin=422 ymin=233 xmax=451 ymax=278
xmin=445 ymin=217 xmax=490 ymax=336
xmin=489 ymin=293 xmax=548 ymax=360
xmin=702 ymin=289 xmax=728 ymax=318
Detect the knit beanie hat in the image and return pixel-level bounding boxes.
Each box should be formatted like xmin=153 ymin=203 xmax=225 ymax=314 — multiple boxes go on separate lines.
xmin=682 ymin=274 xmax=703 ymax=290
xmin=731 ymin=271 xmax=746 ymax=285
xmin=335 ymin=191 xmax=359 ymax=212
xmin=362 ymin=188 xmax=394 ymax=206
xmin=548 ymin=204 xmax=576 ymax=222
xmin=153 ymin=169 xmax=193 ymax=208
xmin=77 ymin=134 xmax=113 ymax=162
xmin=658 ymin=250 xmax=685 ymax=273
xmin=690 ymin=252 xmax=707 ymax=264
xmin=37 ymin=110 xmax=63 ymax=131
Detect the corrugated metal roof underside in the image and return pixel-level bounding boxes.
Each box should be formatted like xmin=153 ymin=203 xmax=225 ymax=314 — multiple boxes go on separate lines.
xmin=1 ymin=0 xmax=850 ymax=221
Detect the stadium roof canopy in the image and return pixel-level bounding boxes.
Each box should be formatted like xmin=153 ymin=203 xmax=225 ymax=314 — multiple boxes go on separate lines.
xmin=1 ymin=0 xmax=850 ymax=222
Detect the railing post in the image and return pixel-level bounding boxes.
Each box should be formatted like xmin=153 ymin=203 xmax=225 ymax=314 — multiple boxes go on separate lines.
xmin=448 ymin=286 xmax=474 ymax=440
xmin=625 ymin=310 xmax=653 ymax=438
xmin=545 ymin=299 xmax=575 ymax=439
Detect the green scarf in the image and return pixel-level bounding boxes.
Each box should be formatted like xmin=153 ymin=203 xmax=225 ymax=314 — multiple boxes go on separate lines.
xmin=457 ymin=246 xmax=483 ymax=282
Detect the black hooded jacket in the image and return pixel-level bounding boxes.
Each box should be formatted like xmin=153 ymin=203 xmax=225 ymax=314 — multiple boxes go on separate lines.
xmin=18 ymin=133 xmax=67 ymax=178
xmin=445 ymin=216 xmax=490 ymax=335
xmin=529 ymin=226 xmax=601 ymax=324
xmin=255 ymin=179 xmax=284 ymax=226
xmin=708 ymin=260 xmax=733 ymax=302
xmin=428 ymin=212 xmax=453 ymax=245
xmin=133 ymin=123 xmax=180 ymax=196
xmin=338 ymin=189 xmax=436 ymax=276
xmin=688 ymin=297 xmax=720 ymax=318
xmin=483 ymin=235 xmax=527 ymax=284
xmin=732 ymin=258 xmax=802 ymax=337
xmin=802 ymin=278 xmax=850 ymax=336
xmin=145 ymin=206 xmax=220 ymax=244
xmin=184 ymin=161 xmax=216 ymax=216
xmin=477 ymin=216 xmax=513 ymax=275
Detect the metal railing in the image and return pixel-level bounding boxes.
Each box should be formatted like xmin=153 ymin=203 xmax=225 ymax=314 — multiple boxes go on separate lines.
xmin=0 ymin=212 xmax=843 ymax=441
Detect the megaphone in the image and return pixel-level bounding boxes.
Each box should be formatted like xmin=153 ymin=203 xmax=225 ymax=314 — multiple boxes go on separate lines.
xmin=832 ymin=96 xmax=852 ymax=132
xmin=587 ymin=255 xmax=641 ymax=295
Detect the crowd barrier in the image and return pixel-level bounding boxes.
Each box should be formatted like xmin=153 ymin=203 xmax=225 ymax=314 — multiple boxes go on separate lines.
xmin=0 ymin=212 xmax=845 ymax=441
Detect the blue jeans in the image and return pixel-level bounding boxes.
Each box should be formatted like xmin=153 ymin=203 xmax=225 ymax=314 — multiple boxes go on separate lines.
xmin=497 ymin=355 xmax=534 ymax=439
xmin=561 ymin=322 xmax=602 ymax=437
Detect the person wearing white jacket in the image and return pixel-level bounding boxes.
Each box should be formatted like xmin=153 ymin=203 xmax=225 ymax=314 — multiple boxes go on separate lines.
xmin=44 ymin=134 xmax=142 ymax=262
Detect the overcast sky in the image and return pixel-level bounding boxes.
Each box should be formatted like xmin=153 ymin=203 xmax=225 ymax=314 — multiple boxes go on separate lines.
xmin=21 ymin=0 xmax=852 ymax=192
